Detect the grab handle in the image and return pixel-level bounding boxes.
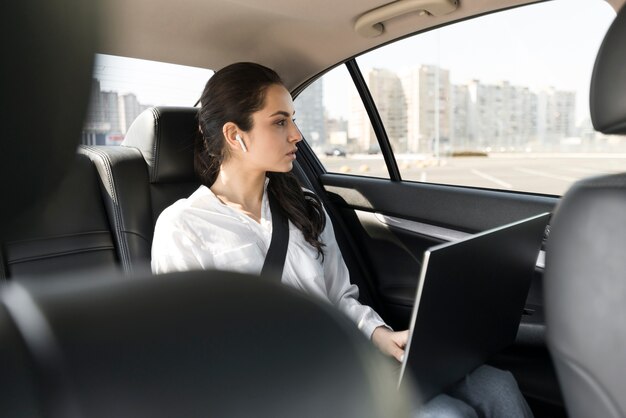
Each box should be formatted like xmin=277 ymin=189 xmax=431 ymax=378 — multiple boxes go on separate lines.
xmin=354 ymin=0 xmax=459 ymax=38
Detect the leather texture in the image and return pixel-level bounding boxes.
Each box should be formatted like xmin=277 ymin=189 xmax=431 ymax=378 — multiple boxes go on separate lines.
xmin=590 ymin=5 xmax=626 ymax=134
xmin=0 ymin=270 xmax=412 ymax=418
xmin=2 ymin=154 xmax=118 ymax=279
xmin=82 ymin=107 xmax=202 ymax=272
xmin=0 ymin=305 xmax=43 ymax=418
xmin=545 ymin=173 xmax=626 ymax=418
xmin=122 ymin=107 xmax=199 ymax=183
xmin=80 ymin=146 xmax=154 ymax=274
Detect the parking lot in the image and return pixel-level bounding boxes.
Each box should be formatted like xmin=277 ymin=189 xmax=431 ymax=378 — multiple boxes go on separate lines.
xmin=317 ymin=153 xmax=626 ymax=196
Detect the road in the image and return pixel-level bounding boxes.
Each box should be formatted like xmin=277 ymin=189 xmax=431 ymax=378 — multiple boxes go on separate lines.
xmin=317 ymin=153 xmax=626 ymax=196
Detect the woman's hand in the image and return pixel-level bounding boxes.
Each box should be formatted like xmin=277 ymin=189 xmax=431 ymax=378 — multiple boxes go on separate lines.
xmin=371 ymin=326 xmax=409 ymax=363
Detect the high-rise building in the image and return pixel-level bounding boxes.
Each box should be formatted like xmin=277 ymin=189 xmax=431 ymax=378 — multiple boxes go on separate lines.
xmin=400 ymin=68 xmax=420 ymax=153
xmin=538 ymin=88 xmax=576 ymax=148
xmin=451 ymin=84 xmax=471 ymax=150
xmin=514 ymin=86 xmax=538 ymax=149
xmin=416 ymin=66 xmax=450 ymax=154
xmin=82 ymin=79 xmax=115 ymax=145
xmin=120 ymin=93 xmax=145 ymax=134
xmin=367 ymin=68 xmax=408 ymax=152
xmin=348 ymin=89 xmax=371 ymax=152
xmin=400 ymin=65 xmax=451 ymax=154
xmin=82 ymin=79 xmax=152 ymax=145
xmin=467 ymin=80 xmax=538 ymax=151
xmin=101 ymin=91 xmax=121 ymax=134
xmin=295 ymin=78 xmax=325 ymax=147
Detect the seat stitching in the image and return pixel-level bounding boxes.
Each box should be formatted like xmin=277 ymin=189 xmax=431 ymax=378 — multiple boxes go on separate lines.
xmin=151 ymin=107 xmax=160 ymax=183
xmin=9 ymin=246 xmax=116 ymax=264
xmin=6 ymin=230 xmax=112 ymax=245
xmin=80 ymin=146 xmax=132 ymax=273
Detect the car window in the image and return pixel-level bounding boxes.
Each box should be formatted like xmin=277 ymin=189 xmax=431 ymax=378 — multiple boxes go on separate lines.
xmin=309 ymin=0 xmax=617 ymax=195
xmin=359 ymin=0 xmax=619 ymax=195
xmin=82 ymin=54 xmax=213 ymax=146
xmin=295 ymin=65 xmax=390 ymax=179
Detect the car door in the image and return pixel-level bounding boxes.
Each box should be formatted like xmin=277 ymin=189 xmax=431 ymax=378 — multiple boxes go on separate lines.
xmin=294 ymin=1 xmax=618 ymax=416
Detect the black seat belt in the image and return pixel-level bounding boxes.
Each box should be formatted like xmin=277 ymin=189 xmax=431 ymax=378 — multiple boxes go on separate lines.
xmin=261 ymin=191 xmax=289 ymax=281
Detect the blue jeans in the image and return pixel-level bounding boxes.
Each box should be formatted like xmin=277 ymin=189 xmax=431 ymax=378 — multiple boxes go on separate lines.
xmin=415 ymin=365 xmax=534 ymax=418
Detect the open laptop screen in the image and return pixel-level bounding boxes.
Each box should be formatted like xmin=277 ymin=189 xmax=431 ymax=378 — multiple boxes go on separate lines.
xmin=399 ymin=212 xmax=550 ymax=402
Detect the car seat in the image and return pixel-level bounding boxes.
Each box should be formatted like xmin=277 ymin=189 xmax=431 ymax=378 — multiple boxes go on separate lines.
xmin=544 ymin=6 xmax=626 ymax=418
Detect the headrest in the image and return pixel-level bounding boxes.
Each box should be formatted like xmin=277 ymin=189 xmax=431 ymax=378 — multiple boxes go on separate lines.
xmin=590 ymin=5 xmax=626 ymax=134
xmin=0 ymin=1 xmax=98 ymax=232
xmin=123 ymin=107 xmax=199 ymax=183
xmin=0 ymin=269 xmax=413 ymax=417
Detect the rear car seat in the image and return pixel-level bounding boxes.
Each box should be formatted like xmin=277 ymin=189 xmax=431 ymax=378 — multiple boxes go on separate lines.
xmin=1 ymin=153 xmax=119 ymax=279
xmin=81 ymin=107 xmax=201 ymax=273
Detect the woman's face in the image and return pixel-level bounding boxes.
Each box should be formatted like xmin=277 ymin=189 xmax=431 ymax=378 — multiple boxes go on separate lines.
xmin=243 ymin=83 xmax=302 ymax=173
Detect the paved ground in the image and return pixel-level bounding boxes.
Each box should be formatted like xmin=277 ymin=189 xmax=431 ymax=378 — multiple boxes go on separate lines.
xmin=317 ymin=153 xmax=626 ymax=196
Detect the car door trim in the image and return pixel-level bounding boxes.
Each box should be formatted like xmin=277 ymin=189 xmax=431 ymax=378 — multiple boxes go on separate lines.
xmin=374 ymin=212 xmax=470 ymax=242
xmin=374 ymin=212 xmax=546 ymax=269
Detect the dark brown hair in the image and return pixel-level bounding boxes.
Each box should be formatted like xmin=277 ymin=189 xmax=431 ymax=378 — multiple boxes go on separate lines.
xmin=195 ymin=62 xmax=326 ymax=258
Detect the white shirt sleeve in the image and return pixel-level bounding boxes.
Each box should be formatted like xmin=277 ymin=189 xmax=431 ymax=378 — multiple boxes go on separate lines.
xmin=151 ymin=208 xmax=214 ymax=274
xmin=320 ymin=211 xmax=390 ymax=339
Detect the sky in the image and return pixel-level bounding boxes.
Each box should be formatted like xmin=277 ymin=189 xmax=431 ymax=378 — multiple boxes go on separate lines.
xmin=324 ymin=0 xmax=616 ymax=123
xmin=93 ymin=56 xmax=213 ymax=107
xmin=94 ymin=0 xmax=616 ymax=123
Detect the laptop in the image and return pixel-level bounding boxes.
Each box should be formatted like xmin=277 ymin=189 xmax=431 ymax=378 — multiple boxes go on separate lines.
xmin=398 ymin=212 xmax=550 ymax=402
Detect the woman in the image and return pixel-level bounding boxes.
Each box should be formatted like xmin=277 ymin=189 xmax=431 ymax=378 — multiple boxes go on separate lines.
xmin=152 ymin=62 xmax=533 ymax=418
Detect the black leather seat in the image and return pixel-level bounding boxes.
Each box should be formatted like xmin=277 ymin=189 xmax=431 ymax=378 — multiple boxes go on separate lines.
xmin=544 ymin=6 xmax=626 ymax=418
xmin=81 ymin=107 xmax=201 ymax=273
xmin=0 ymin=1 xmax=107 ymax=280
xmin=2 ymin=270 xmax=412 ymax=418
xmin=122 ymin=107 xmax=202 ymax=222
xmin=1 ymin=154 xmax=118 ymax=279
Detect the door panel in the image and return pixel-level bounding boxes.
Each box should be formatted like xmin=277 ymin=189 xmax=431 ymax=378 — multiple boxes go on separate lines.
xmin=319 ymin=173 xmax=565 ymax=414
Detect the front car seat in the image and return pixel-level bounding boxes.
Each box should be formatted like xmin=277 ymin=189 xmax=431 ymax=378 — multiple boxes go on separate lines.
xmin=544 ymin=5 xmax=626 ymax=418
xmin=2 ymin=271 xmax=412 ymax=418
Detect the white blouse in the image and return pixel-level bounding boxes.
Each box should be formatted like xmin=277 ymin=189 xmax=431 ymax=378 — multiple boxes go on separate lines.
xmin=151 ymin=181 xmax=388 ymax=339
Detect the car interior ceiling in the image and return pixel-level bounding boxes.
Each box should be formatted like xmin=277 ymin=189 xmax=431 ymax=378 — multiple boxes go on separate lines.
xmin=2 ymin=1 xmax=626 ymax=417
xmin=0 ymin=2 xmax=412 ymax=417
xmin=99 ymin=0 xmax=626 ymax=92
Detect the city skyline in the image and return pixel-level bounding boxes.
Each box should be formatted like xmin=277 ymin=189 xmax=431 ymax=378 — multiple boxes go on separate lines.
xmin=296 ymin=64 xmax=581 ymax=155
xmin=324 ymin=0 xmax=615 ymax=124
xmin=82 ymin=78 xmax=153 ymax=146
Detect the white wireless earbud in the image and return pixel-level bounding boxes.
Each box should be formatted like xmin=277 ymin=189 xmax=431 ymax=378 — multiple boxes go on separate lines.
xmin=235 ymin=134 xmax=248 ymax=153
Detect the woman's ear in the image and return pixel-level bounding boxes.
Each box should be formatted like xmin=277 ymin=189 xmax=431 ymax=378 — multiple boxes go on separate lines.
xmin=222 ymin=122 xmax=245 ymax=153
